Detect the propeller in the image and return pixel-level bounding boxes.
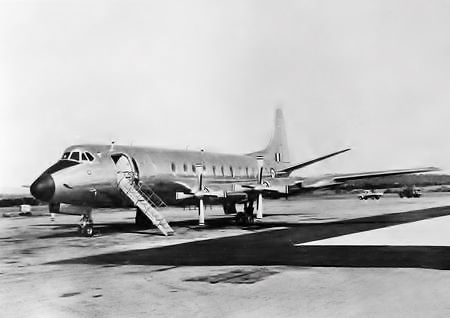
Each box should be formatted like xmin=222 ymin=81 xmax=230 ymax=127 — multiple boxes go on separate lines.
xmin=195 ymin=163 xmax=205 ymax=226
xmin=256 ymin=155 xmax=264 ymax=219
xmin=175 ymin=163 xmax=225 ymax=226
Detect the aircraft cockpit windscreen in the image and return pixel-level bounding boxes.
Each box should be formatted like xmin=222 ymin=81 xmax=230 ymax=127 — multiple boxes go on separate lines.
xmin=44 ymin=150 xmax=95 ymax=174
xmin=61 ymin=151 xmax=95 ymax=163
xmin=70 ymin=152 xmax=80 ymax=161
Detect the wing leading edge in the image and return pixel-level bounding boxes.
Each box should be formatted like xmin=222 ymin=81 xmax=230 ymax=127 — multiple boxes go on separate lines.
xmin=300 ymin=166 xmax=440 ymax=189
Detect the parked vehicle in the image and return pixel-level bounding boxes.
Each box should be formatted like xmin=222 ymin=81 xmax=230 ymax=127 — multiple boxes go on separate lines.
xmin=358 ymin=190 xmax=383 ymax=200
xmin=399 ymin=186 xmax=422 ymax=198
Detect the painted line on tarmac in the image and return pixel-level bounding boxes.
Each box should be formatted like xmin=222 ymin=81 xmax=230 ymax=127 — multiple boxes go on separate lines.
xmin=295 ymin=215 xmax=450 ymax=247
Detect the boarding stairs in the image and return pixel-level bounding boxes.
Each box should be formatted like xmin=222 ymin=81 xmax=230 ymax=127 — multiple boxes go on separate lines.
xmin=118 ymin=174 xmax=174 ymax=236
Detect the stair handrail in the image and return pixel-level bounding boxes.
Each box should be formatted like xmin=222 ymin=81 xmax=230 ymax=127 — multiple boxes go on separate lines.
xmin=117 ymin=173 xmax=167 ymax=208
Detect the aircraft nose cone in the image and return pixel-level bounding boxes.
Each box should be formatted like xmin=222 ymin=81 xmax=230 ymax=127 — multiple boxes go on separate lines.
xmin=30 ymin=174 xmax=55 ymax=202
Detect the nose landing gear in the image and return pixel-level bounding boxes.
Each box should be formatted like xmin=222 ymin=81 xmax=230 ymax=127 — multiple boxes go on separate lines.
xmin=78 ymin=213 xmax=94 ymax=237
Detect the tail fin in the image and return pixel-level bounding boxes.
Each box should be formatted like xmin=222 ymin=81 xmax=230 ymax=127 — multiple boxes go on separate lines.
xmin=247 ymin=108 xmax=290 ymax=166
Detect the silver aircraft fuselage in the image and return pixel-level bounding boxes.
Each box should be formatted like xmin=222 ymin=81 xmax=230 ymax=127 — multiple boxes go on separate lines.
xmin=31 ymin=144 xmax=286 ymax=208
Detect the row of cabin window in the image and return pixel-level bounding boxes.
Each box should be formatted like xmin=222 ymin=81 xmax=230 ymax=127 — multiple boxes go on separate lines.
xmin=170 ymin=162 xmax=258 ymax=178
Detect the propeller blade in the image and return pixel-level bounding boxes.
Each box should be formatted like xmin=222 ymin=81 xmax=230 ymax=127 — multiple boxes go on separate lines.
xmin=198 ymin=198 xmax=205 ymax=225
xmin=256 ymin=193 xmax=263 ymax=219
xmin=195 ymin=163 xmax=204 ymax=191
xmin=256 ymin=155 xmax=264 ymax=184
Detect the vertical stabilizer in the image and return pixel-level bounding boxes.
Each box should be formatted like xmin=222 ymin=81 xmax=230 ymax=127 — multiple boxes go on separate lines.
xmin=247 ymin=108 xmax=290 ymax=166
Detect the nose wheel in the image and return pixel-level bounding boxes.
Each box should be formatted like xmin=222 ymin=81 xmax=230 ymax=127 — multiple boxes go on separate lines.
xmin=78 ymin=214 xmax=94 ymax=237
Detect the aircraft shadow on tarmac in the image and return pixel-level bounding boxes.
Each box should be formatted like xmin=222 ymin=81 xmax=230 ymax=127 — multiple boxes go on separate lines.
xmin=37 ymin=216 xmax=241 ymax=238
xmin=36 ymin=223 xmax=168 ymax=238
xmin=49 ymin=206 xmax=450 ymax=270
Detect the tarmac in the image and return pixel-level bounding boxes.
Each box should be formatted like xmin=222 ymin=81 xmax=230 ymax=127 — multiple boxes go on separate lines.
xmin=1 ymin=193 xmax=450 ymax=317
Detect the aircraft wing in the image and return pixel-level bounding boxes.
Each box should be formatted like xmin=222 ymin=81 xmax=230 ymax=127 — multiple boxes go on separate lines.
xmin=299 ymin=166 xmax=440 ymax=189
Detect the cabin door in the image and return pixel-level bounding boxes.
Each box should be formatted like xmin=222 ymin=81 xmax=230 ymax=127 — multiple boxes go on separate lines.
xmin=111 ymin=153 xmax=139 ymax=183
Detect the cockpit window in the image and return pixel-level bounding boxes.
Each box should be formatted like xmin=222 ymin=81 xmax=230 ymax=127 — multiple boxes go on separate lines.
xmin=60 ymin=150 xmax=94 ymax=163
xmin=85 ymin=152 xmax=95 ymax=161
xmin=70 ymin=152 xmax=80 ymax=161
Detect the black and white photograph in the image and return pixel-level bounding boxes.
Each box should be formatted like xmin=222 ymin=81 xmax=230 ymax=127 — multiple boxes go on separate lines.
xmin=1 ymin=1 xmax=450 ymax=317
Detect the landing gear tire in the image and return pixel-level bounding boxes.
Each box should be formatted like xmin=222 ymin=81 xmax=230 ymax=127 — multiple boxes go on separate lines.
xmin=245 ymin=213 xmax=254 ymax=225
xmin=235 ymin=212 xmax=254 ymax=226
xmin=235 ymin=212 xmax=246 ymax=225
xmin=84 ymin=225 xmax=94 ymax=237
xmin=79 ymin=213 xmax=94 ymax=237
xmin=78 ymin=224 xmax=94 ymax=237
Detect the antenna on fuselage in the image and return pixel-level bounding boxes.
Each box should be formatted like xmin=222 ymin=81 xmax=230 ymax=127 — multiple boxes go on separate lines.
xmin=200 ymin=148 xmax=205 ymax=165
xmin=109 ymin=141 xmax=115 ymax=152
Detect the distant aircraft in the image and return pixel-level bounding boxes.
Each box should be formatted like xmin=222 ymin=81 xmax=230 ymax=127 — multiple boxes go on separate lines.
xmin=30 ymin=109 xmax=438 ymax=236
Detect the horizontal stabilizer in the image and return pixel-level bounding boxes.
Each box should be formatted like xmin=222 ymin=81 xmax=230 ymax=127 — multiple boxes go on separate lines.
xmin=277 ymin=148 xmax=351 ymax=176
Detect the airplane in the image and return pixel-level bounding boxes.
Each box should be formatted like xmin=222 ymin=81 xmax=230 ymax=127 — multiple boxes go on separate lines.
xmin=30 ymin=109 xmax=439 ymax=236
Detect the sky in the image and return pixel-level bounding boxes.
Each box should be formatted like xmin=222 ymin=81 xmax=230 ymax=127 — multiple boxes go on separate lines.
xmin=1 ymin=0 xmax=449 ymax=191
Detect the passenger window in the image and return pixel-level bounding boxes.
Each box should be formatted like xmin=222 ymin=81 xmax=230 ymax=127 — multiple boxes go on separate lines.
xmin=62 ymin=152 xmax=70 ymax=160
xmin=85 ymin=152 xmax=95 ymax=161
xmin=183 ymin=163 xmax=188 ymax=172
xmin=81 ymin=153 xmax=88 ymax=161
xmin=212 ymin=166 xmax=216 ymax=176
xmin=221 ymin=166 xmax=225 ymax=176
xmin=230 ymin=166 xmax=234 ymax=177
xmin=246 ymin=167 xmax=249 ymax=177
xmin=171 ymin=162 xmax=176 ymax=173
xmin=70 ymin=152 xmax=79 ymax=161
xmin=192 ymin=164 xmax=196 ymax=174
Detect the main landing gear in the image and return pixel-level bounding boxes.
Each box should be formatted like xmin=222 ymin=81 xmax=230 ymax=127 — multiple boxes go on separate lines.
xmin=78 ymin=212 xmax=94 ymax=237
xmin=235 ymin=201 xmax=255 ymax=226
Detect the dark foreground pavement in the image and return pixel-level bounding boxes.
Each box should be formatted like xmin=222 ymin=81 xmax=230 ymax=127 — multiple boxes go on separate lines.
xmin=52 ymin=206 xmax=450 ymax=270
